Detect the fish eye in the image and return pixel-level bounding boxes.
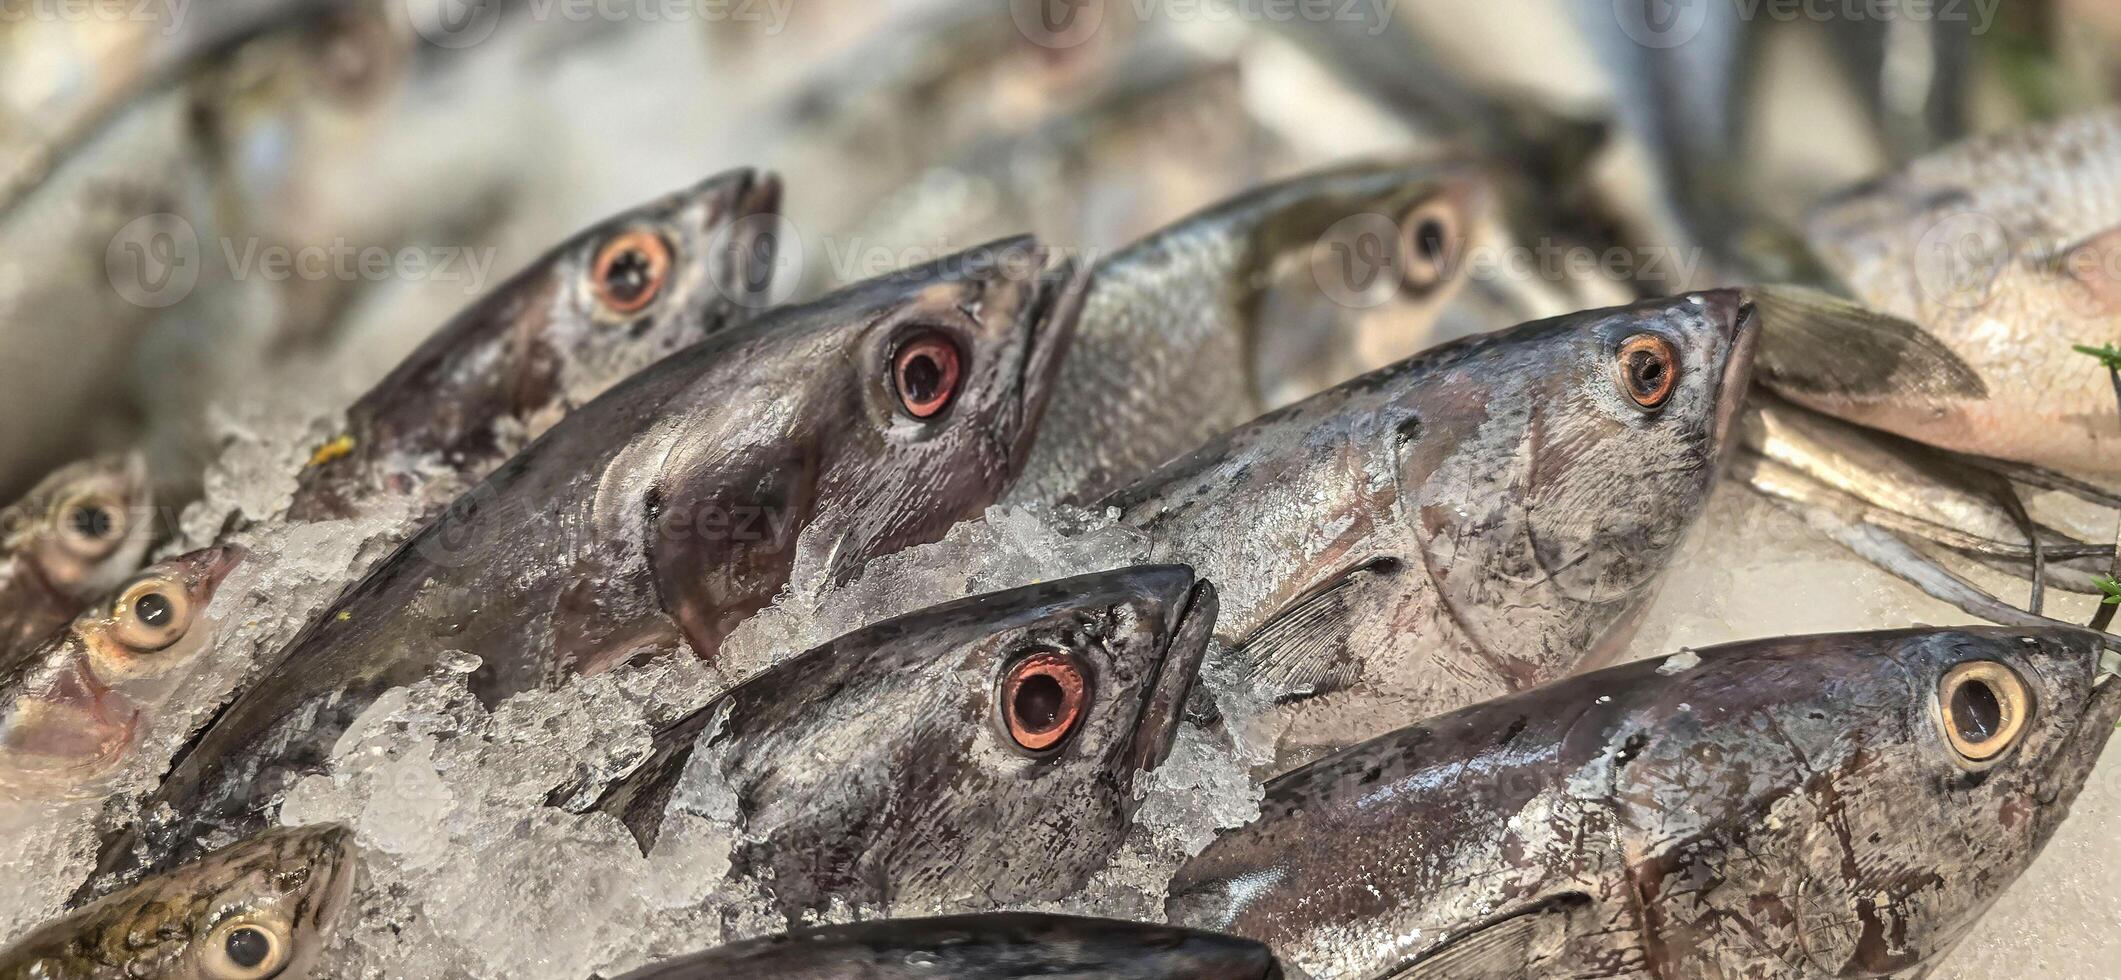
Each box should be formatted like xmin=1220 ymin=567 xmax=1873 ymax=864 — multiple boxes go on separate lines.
xmin=892 ymin=332 xmax=964 ymax=420
xmin=591 ymin=230 xmax=674 ymax=315
xmin=204 ymin=918 xmax=291 ymax=979
xmin=1397 ymin=199 xmax=1458 ymax=292
xmin=55 ymin=492 xmax=127 ymax=559
xmin=1937 ymin=661 xmax=2033 ymax=766
xmin=1614 ymin=334 xmax=1678 ymax=410
xmin=111 ymin=578 xmax=193 ymax=652
xmin=1000 ymin=649 xmax=1089 ymax=752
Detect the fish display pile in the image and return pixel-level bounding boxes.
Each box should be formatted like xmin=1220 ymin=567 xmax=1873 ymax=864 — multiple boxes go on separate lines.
xmin=1 ymin=2 xmax=2119 ymax=979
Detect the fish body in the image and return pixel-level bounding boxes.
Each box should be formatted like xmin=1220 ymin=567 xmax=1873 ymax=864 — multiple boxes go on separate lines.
xmin=108 ymin=239 xmax=1086 ymax=878
xmin=1167 ymin=626 xmax=2121 ymax=979
xmin=0 ymin=455 xmax=152 ymax=659
xmin=0 ymin=545 xmax=243 ymax=800
xmin=609 ymin=913 xmax=1280 ymax=980
xmin=1108 ymin=292 xmax=1756 ymax=767
xmin=1789 ymin=109 xmax=2121 ymax=473
xmin=582 ymin=566 xmax=1215 ymax=917
xmin=1012 ymin=160 xmax=1493 ymax=505
xmin=286 ymin=168 xmax=782 ymax=522
xmin=0 ymin=823 xmax=354 ymax=980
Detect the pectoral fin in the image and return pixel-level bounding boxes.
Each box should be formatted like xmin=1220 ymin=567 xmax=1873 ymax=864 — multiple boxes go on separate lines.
xmin=1227 ymin=558 xmax=1401 ymax=705
xmin=1749 ymin=284 xmax=1986 ymax=401
xmin=553 ymin=700 xmax=728 ymax=854
xmin=1379 ymin=902 xmax=1575 ymax=980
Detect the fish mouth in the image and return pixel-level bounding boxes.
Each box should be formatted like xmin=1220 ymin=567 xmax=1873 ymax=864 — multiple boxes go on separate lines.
xmin=699 ymin=168 xmax=784 ymax=312
xmin=1709 ymin=291 xmax=1760 ymax=460
xmin=1007 ymin=248 xmax=1090 ymax=466
xmin=2038 ymin=634 xmax=2121 ymax=806
xmin=1120 ymin=575 xmax=1219 ymax=778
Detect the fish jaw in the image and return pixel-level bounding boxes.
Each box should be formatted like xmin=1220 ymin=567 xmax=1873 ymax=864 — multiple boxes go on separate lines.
xmin=1006 ymin=252 xmax=1091 ymax=473
xmin=696 ymin=167 xmax=784 ymax=317
xmin=1708 ymin=290 xmax=1760 ymax=460
xmin=1120 ymin=575 xmax=1217 ymax=779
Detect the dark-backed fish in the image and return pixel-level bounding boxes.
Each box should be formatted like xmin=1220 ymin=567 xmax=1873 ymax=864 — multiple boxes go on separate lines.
xmin=1168 ymin=626 xmax=2121 ymax=979
xmin=0 ymin=455 xmax=152 ymax=659
xmin=0 ymin=823 xmax=354 ymax=980
xmin=0 ymin=546 xmax=243 ymax=800
xmin=1011 ymin=160 xmax=1492 ymax=505
xmin=286 ymin=168 xmax=782 ymax=522
xmin=103 ymin=238 xmax=1084 ymax=880
xmin=607 ymin=913 xmax=1279 ymax=980
xmin=1108 ymin=292 xmax=1756 ymax=767
xmin=1776 ymin=109 xmax=2121 ymax=473
xmin=578 ymin=566 xmax=1214 ymax=918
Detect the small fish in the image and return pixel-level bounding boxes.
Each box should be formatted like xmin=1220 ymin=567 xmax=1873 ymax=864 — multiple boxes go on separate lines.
xmin=105 ymin=238 xmax=1085 ymax=880
xmin=0 ymin=823 xmax=355 ymax=980
xmin=285 ymin=168 xmax=782 ymax=522
xmin=577 ymin=566 xmax=1215 ymax=917
xmin=0 ymin=455 xmax=152 ymax=658
xmin=0 ymin=545 xmax=243 ymax=799
xmin=606 ymin=913 xmax=1280 ymax=980
xmin=1106 ymin=292 xmax=1756 ymax=768
xmin=1777 ymin=109 xmax=2121 ymax=473
xmin=1167 ymin=626 xmax=2121 ymax=979
xmin=1012 ymin=159 xmax=1493 ymax=505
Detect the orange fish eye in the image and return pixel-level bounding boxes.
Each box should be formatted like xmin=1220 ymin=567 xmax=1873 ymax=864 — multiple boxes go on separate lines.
xmin=1001 ymin=650 xmax=1088 ymax=752
xmin=892 ymin=333 xmax=963 ymax=420
xmin=1615 ymin=333 xmax=1678 ymax=409
xmin=592 ymin=230 xmax=674 ymax=315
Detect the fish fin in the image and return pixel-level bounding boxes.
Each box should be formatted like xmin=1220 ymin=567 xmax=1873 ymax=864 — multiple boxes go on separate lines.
xmin=1749 ymin=284 xmax=1987 ymax=401
xmin=1227 ymin=558 xmax=1401 ymax=704
xmin=561 ymin=700 xmax=729 ymax=855
xmin=1379 ymin=902 xmax=1576 ymax=980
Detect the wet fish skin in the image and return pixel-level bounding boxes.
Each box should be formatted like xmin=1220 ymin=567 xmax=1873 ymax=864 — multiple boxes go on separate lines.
xmin=0 ymin=455 xmax=153 ymax=659
xmin=579 ymin=566 xmax=1215 ymax=918
xmin=106 ymin=238 xmax=1086 ymax=881
xmin=1787 ymin=108 xmax=2121 ymax=473
xmin=1011 ymin=160 xmax=1494 ymax=506
xmin=0 ymin=823 xmax=355 ymax=980
xmin=608 ymin=913 xmax=1280 ymax=980
xmin=1106 ymin=292 xmax=1756 ymax=768
xmin=0 ymin=545 xmax=244 ymax=800
xmin=1167 ymin=626 xmax=2121 ymax=980
xmin=286 ymin=168 xmax=782 ymax=522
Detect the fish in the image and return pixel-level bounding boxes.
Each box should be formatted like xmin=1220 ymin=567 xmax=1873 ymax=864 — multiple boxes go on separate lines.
xmin=604 ymin=913 xmax=1280 ymax=980
xmin=573 ymin=565 xmax=1214 ymax=917
xmin=1010 ymin=159 xmax=1495 ymax=506
xmin=285 ymin=168 xmax=783 ymax=523
xmin=1105 ymin=291 xmax=1757 ymax=768
xmin=0 ymin=823 xmax=355 ymax=980
xmin=0 ymin=455 xmax=153 ymax=659
xmin=1166 ymin=626 xmax=2121 ymax=979
xmin=98 ymin=237 xmax=1086 ymax=881
xmin=1773 ymin=108 xmax=2121 ymax=473
xmin=0 ymin=545 xmax=244 ymax=800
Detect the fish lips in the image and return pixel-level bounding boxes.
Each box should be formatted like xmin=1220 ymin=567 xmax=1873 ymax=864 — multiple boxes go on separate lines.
xmin=698 ymin=168 xmax=784 ymax=312
xmin=1704 ymin=289 xmax=1761 ymax=457
xmin=2036 ymin=629 xmax=2121 ymax=807
xmin=1007 ymin=248 xmax=1090 ymax=469
xmin=1120 ymin=574 xmax=1219 ymax=780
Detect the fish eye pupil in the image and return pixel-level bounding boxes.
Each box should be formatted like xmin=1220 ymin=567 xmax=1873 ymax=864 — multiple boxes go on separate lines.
xmin=902 ymin=353 xmax=943 ymax=403
xmin=70 ymin=505 xmax=113 ymax=539
xmin=225 ymin=926 xmax=270 ymax=968
xmin=1013 ymin=674 xmax=1066 ymax=734
xmin=1952 ymin=678 xmax=2003 ymax=743
xmin=1415 ymin=219 xmax=1447 ymax=261
xmin=135 ymin=592 xmax=174 ymax=629
xmin=604 ymin=249 xmax=653 ymax=302
xmin=1630 ymin=351 xmax=1664 ymax=391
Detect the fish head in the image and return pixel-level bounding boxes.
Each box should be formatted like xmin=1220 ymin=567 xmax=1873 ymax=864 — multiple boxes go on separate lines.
xmin=1609 ymin=627 xmax=2120 ymax=976
xmin=717 ymin=565 xmax=1209 ymax=908
xmin=540 ymin=168 xmax=783 ymax=396
xmin=4 ymin=452 xmax=152 ymax=599
xmin=1419 ymin=290 xmax=1756 ymax=606
xmin=752 ymin=236 xmax=1086 ymax=584
xmin=0 ymin=824 xmax=356 ymax=978
xmin=73 ymin=544 xmax=247 ymax=685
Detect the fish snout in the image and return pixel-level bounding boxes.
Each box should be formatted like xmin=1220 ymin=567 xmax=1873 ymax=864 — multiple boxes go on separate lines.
xmin=1706 ymin=290 xmax=1760 ymax=451
xmin=1121 ymin=571 xmax=1217 ymax=778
